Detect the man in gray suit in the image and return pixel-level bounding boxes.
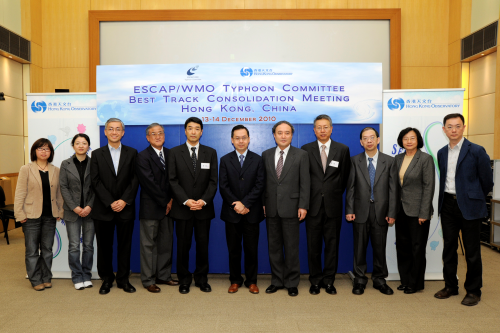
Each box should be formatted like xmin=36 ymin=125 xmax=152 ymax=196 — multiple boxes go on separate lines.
xmin=262 ymin=121 xmax=310 ymax=297
xmin=345 ymin=127 xmax=398 ymax=296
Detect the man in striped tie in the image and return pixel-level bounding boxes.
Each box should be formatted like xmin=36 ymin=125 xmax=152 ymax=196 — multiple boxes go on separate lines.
xmin=136 ymin=123 xmax=178 ymax=293
xmin=262 ymin=121 xmax=310 ymax=297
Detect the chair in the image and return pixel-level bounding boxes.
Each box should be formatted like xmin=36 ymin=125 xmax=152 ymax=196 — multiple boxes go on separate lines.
xmin=0 ymin=204 xmax=17 ymax=245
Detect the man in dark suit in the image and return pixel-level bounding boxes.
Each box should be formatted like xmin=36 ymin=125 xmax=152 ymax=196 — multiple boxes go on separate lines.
xmin=219 ymin=125 xmax=265 ymax=294
xmin=136 ymin=123 xmax=179 ymax=293
xmin=262 ymin=120 xmax=310 ymax=297
xmin=345 ymin=127 xmax=397 ymax=296
xmin=168 ymin=117 xmax=218 ymax=294
xmin=301 ymin=115 xmax=351 ymax=295
xmin=434 ymin=113 xmax=493 ymax=306
xmin=91 ymin=118 xmax=139 ymax=294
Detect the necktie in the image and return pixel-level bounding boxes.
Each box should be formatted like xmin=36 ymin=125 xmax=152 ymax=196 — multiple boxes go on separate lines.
xmin=159 ymin=150 xmax=165 ymax=170
xmin=239 ymin=154 xmax=244 ymax=168
xmin=321 ymin=145 xmax=327 ymax=173
xmin=276 ymin=150 xmax=284 ymax=179
xmin=368 ymin=157 xmax=375 ymax=201
xmin=191 ymin=147 xmax=197 ymax=173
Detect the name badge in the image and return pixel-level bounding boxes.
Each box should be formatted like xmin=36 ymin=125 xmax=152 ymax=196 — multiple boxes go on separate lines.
xmin=329 ymin=160 xmax=339 ymax=168
xmin=201 ymin=163 xmax=210 ymax=169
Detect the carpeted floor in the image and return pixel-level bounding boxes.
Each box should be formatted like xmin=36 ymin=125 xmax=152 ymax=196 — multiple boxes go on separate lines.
xmin=1 ymin=228 xmax=500 ymax=333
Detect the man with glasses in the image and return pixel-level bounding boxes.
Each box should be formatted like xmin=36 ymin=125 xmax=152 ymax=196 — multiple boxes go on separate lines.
xmin=434 ymin=113 xmax=493 ymax=306
xmin=345 ymin=127 xmax=397 ymax=296
xmin=301 ymin=115 xmax=351 ymax=295
xmin=136 ymin=123 xmax=179 ymax=293
xmin=91 ymin=118 xmax=139 ymax=294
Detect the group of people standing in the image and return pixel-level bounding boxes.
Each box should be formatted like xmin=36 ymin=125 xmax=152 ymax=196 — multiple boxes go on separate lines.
xmin=14 ymin=112 xmax=492 ymax=307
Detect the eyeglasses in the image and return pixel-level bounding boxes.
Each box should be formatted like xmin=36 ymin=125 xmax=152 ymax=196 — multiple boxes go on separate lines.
xmin=445 ymin=125 xmax=463 ymax=131
xmin=403 ymin=137 xmax=417 ymax=142
xmin=107 ymin=127 xmax=122 ymax=132
xmin=233 ymin=136 xmax=248 ymax=141
xmin=315 ymin=126 xmax=331 ymax=131
xmin=36 ymin=147 xmax=51 ymax=152
xmin=361 ymin=136 xmax=376 ymax=142
xmin=149 ymin=132 xmax=164 ymax=137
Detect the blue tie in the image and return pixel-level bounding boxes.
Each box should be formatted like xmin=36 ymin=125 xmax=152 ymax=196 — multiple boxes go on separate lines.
xmin=159 ymin=150 xmax=165 ymax=170
xmin=239 ymin=154 xmax=244 ymax=168
xmin=368 ymin=157 xmax=375 ymax=201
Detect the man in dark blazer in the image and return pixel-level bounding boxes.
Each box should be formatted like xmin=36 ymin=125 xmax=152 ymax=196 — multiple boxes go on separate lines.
xmin=219 ymin=125 xmax=265 ymax=294
xmin=434 ymin=113 xmax=493 ymax=306
xmin=168 ymin=117 xmax=218 ymax=294
xmin=91 ymin=118 xmax=139 ymax=295
xmin=301 ymin=114 xmax=351 ymax=295
xmin=345 ymin=127 xmax=397 ymax=296
xmin=262 ymin=120 xmax=310 ymax=297
xmin=136 ymin=123 xmax=179 ymax=293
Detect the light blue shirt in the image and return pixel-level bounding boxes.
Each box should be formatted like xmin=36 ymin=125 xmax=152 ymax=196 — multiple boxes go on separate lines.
xmin=236 ymin=149 xmax=248 ymax=165
xmin=365 ymin=150 xmax=379 ymax=170
xmin=109 ymin=144 xmax=122 ymax=175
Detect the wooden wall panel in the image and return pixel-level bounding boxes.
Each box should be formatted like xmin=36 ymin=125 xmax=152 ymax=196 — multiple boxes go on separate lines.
xmin=245 ymin=0 xmax=296 ymax=9
xmin=448 ymin=62 xmax=461 ymax=88
xmin=21 ymin=0 xmax=31 ymax=40
xmin=193 ymin=0 xmax=244 ymax=9
xmin=400 ymin=0 xmax=448 ymax=67
xmin=296 ymin=0 xmax=347 ymax=9
xmin=91 ymin=0 xmax=141 ymax=10
xmin=401 ymin=67 xmax=448 ymax=89
xmin=448 ymin=40 xmax=460 ymax=66
xmin=448 ymin=0 xmax=461 ymax=43
xmin=42 ymin=0 xmax=90 ymax=69
xmin=347 ymin=0 xmax=399 ymax=9
xmin=460 ymin=0 xmax=471 ymax=38
xmin=30 ymin=0 xmax=42 ymax=45
xmin=495 ymin=14 xmax=500 ymax=159
xmin=140 ymin=0 xmax=193 ymax=9
xmin=468 ymin=134 xmax=494 ymax=157
xmin=31 ymin=42 xmax=42 ymax=68
xmin=43 ymin=68 xmax=89 ymax=93
xmin=30 ymin=65 xmax=43 ymax=93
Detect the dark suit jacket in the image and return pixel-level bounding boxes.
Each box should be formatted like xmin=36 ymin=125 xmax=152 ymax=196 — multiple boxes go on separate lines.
xmin=262 ymin=145 xmax=310 ymax=219
xmin=168 ymin=143 xmax=218 ymax=220
xmin=437 ymin=138 xmax=493 ymax=220
xmin=301 ymin=140 xmax=351 ymax=218
xmin=219 ymin=150 xmax=265 ymax=224
xmin=395 ymin=149 xmax=435 ymax=220
xmin=90 ymin=144 xmax=139 ymax=221
xmin=136 ymin=145 xmax=172 ymax=220
xmin=345 ymin=151 xmax=398 ymax=225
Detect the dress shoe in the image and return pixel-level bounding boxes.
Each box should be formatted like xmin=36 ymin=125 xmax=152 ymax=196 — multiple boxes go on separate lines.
xmin=179 ymin=284 xmax=190 ymax=294
xmin=146 ymin=284 xmax=161 ymax=293
xmin=117 ymin=282 xmax=136 ymax=293
xmin=309 ymin=284 xmax=321 ymax=295
xmin=99 ymin=282 xmax=112 ymax=295
xmin=352 ymin=283 xmax=365 ymax=295
xmin=43 ymin=282 xmax=52 ymax=289
xmin=74 ymin=282 xmax=85 ymax=290
xmin=374 ymin=284 xmax=394 ymax=295
xmin=195 ymin=283 xmax=212 ymax=292
xmin=248 ymin=284 xmax=259 ymax=294
xmin=228 ymin=283 xmax=241 ymax=293
xmin=404 ymin=287 xmax=418 ymax=294
xmin=461 ymin=293 xmax=480 ymax=306
xmin=434 ymin=287 xmax=459 ymax=299
xmin=324 ymin=284 xmax=337 ymax=295
xmin=83 ymin=281 xmax=93 ymax=288
xmin=288 ymin=287 xmax=299 ymax=297
xmin=33 ymin=284 xmax=45 ymax=291
xmin=156 ymin=278 xmax=179 ymax=286
xmin=397 ymin=285 xmax=407 ymax=291
xmin=265 ymin=285 xmax=284 ymax=294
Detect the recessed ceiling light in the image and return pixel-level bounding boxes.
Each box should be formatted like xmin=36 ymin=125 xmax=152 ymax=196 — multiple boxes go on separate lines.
xmin=8 ymin=56 xmax=12 ymax=58
xmin=481 ymin=54 xmax=485 ymax=55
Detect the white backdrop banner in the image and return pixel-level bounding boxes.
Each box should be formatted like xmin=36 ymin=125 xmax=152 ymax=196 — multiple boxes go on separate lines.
xmin=382 ymin=88 xmax=465 ymax=280
xmin=26 ymin=93 xmax=99 ymax=279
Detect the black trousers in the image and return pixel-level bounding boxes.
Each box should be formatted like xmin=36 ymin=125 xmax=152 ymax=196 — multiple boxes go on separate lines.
xmin=266 ymin=216 xmax=300 ymax=288
xmin=395 ymin=207 xmax=430 ymax=290
xmin=441 ymin=193 xmax=483 ymax=295
xmin=225 ymin=216 xmax=260 ymax=286
xmin=306 ymin=199 xmax=342 ymax=286
xmin=94 ymin=217 xmax=134 ymax=285
xmin=175 ymin=218 xmax=211 ymax=285
xmin=352 ymin=202 xmax=388 ymax=287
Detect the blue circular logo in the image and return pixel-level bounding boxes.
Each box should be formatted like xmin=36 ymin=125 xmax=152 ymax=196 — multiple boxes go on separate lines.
xmin=31 ymin=100 xmax=47 ymax=113
xmin=240 ymin=67 xmax=253 ymax=77
xmin=387 ymin=98 xmax=405 ymax=110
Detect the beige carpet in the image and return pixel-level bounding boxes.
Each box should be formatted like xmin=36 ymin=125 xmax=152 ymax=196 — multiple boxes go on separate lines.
xmin=1 ymin=228 xmax=500 ymax=333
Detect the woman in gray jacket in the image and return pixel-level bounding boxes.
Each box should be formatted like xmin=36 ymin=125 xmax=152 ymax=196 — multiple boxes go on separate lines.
xmin=59 ymin=133 xmax=95 ymax=290
xmin=394 ymin=127 xmax=435 ymax=294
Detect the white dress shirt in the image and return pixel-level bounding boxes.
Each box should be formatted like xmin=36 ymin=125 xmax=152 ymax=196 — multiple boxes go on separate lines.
xmin=275 ymin=145 xmax=291 ymax=168
xmin=318 ymin=139 xmax=331 ymax=156
xmin=108 ymin=144 xmax=122 ymax=175
xmin=151 ymin=145 xmax=164 ymax=158
xmin=186 ymin=141 xmax=200 ymax=158
xmin=445 ymin=137 xmax=465 ymax=194
xmin=236 ymin=149 xmax=248 ymax=165
xmin=365 ymin=150 xmax=379 ymax=169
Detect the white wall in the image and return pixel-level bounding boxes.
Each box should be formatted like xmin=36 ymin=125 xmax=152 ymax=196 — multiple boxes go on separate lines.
xmin=471 ymin=0 xmax=500 ymax=32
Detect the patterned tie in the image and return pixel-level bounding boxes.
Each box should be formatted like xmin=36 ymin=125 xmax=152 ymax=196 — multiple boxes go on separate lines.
xmin=191 ymin=147 xmax=197 ymax=173
xmin=239 ymin=154 xmax=244 ymax=168
xmin=276 ymin=150 xmax=284 ymax=179
xmin=159 ymin=150 xmax=165 ymax=170
xmin=368 ymin=157 xmax=375 ymax=201
xmin=321 ymin=145 xmax=327 ymax=173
